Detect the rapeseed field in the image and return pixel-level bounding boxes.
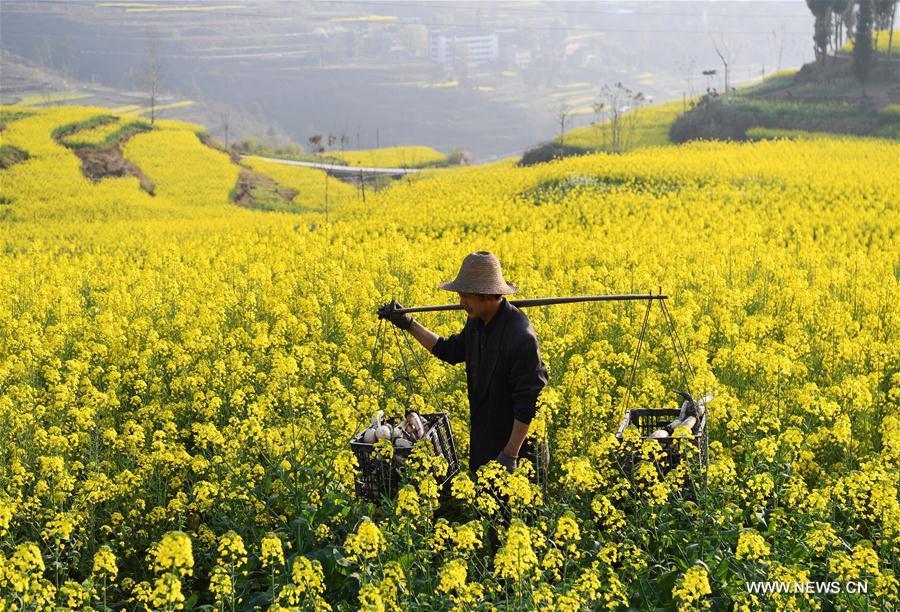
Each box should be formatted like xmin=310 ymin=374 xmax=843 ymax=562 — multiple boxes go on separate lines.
xmin=0 ymin=104 xmax=897 ymax=610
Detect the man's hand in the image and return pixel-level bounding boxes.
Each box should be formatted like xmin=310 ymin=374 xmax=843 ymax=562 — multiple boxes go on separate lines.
xmin=496 ymin=450 xmax=517 ymax=473
xmin=377 ymin=299 xmax=413 ymax=331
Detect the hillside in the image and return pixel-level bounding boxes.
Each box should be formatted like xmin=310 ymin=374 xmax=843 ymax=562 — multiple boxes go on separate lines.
xmin=526 ymin=35 xmax=900 ymax=166
xmin=0 ymin=105 xmax=370 ymax=220
xmin=671 ymin=54 xmax=900 ymax=142
xmin=1 ymin=100 xmax=898 ymax=609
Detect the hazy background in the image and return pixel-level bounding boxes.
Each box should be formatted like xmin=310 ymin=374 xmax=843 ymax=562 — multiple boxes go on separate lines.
xmin=1 ymin=1 xmax=815 ymax=160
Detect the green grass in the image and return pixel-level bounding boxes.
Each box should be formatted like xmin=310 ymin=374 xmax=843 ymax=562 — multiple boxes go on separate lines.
xmin=874 ymin=123 xmax=900 ymax=139
xmin=64 ymin=120 xmax=154 ymax=149
xmin=733 ymin=69 xmax=800 ymax=97
xmin=746 ymin=127 xmax=856 ymax=141
xmin=52 ymin=114 xmax=119 ymax=142
xmin=738 ymin=76 xmax=860 ymax=100
xmin=880 ymin=104 xmax=900 ymax=119
xmin=245 ymin=183 xmax=302 ymax=213
xmin=722 ymin=98 xmax=862 ymax=122
xmin=722 ymin=97 xmax=900 ymax=136
xmin=0 ymin=109 xmax=34 ymax=129
xmin=722 ymin=97 xmax=899 ymax=137
xmin=51 ymin=114 xmax=153 ymax=148
xmin=0 ymin=144 xmax=30 ymax=169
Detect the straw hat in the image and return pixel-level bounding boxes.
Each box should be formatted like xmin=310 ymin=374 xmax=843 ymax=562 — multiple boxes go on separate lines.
xmin=438 ymin=251 xmax=518 ymax=295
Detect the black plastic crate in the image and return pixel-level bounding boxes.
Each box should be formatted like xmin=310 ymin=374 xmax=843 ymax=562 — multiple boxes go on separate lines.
xmin=349 ymin=412 xmax=459 ymax=501
xmin=615 ymin=408 xmax=708 ymax=481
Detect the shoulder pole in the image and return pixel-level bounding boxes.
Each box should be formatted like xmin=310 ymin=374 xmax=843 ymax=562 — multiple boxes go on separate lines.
xmin=385 ymin=292 xmax=668 ymax=315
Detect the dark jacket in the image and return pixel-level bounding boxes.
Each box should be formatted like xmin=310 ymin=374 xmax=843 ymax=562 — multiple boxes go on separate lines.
xmin=430 ymin=298 xmax=549 ymax=473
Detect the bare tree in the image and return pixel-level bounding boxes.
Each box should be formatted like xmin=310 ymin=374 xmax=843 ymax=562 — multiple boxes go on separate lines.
xmin=677 ymin=54 xmax=697 ymax=97
xmin=218 ymin=110 xmax=231 ymax=148
xmin=772 ymin=24 xmax=787 ymax=71
xmin=676 ymin=54 xmax=697 ymax=111
xmin=308 ymin=133 xmax=324 ymax=153
xmin=711 ymin=36 xmax=736 ymax=91
xmin=592 ymin=82 xmax=645 ymax=154
xmin=550 ymin=101 xmax=571 ymax=148
xmin=136 ymin=31 xmax=163 ymax=124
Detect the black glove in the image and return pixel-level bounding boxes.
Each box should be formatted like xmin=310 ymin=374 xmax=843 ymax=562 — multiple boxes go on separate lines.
xmin=496 ymin=450 xmax=517 ymax=473
xmin=377 ymin=299 xmax=413 ymax=331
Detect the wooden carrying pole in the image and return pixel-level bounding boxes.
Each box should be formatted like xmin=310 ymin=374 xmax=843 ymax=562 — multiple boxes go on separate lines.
xmin=387 ymin=292 xmax=668 ymax=314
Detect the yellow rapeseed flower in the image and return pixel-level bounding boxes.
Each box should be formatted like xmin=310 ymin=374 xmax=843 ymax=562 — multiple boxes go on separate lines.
xmin=153 ymin=531 xmax=194 ymax=577
xmin=493 ymin=520 xmax=538 ymax=581
xmin=735 ymin=529 xmax=771 ymax=562
xmin=260 ymin=532 xmax=285 ymax=568
xmin=92 ymin=545 xmax=118 ymax=578
xmin=291 ymin=556 xmax=327 ymax=597
xmin=437 ymin=558 xmax=467 ymax=594
xmin=395 ymin=485 xmax=421 ymax=521
xmin=344 ymin=519 xmax=385 ymax=563
xmin=672 ymin=566 xmax=712 ymax=611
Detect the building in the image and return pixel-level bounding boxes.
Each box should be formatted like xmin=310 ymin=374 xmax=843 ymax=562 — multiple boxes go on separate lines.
xmin=428 ymin=30 xmax=500 ymax=65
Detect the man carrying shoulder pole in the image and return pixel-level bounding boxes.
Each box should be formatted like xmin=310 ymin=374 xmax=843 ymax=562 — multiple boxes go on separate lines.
xmin=378 ymin=251 xmax=549 ymax=477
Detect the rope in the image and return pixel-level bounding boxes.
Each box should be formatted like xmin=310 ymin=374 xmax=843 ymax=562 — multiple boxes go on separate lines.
xmin=368 ymin=317 xmax=384 ymax=375
xmin=660 ymin=298 xmax=695 ymax=393
xmin=623 ymin=297 xmax=653 ymax=413
xmin=391 ymin=324 xmax=416 ymax=398
xmin=375 ymin=317 xmax=388 ymax=389
xmin=400 ymin=323 xmax=439 ymax=407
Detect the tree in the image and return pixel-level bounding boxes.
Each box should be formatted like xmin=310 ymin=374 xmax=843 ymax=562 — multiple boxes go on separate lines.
xmin=550 ymin=101 xmax=571 ymax=149
xmin=806 ymin=0 xmax=834 ymax=65
xmin=218 ymin=111 xmax=231 ymax=148
xmin=308 ymin=134 xmax=324 ymax=153
xmin=853 ymin=0 xmax=875 ymax=84
xmin=676 ymin=54 xmax=697 ymax=109
xmin=711 ymin=36 xmax=736 ymax=91
xmin=831 ymin=0 xmax=850 ymax=56
xmin=843 ymin=1 xmax=858 ymax=46
xmin=136 ymin=31 xmax=163 ymax=124
xmin=771 ymin=25 xmax=787 ymax=70
xmin=874 ymin=0 xmax=898 ymax=54
xmin=592 ymin=82 xmax=645 ymax=154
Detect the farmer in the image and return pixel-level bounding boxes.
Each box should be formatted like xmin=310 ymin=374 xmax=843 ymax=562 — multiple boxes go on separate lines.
xmin=378 ymin=251 xmax=549 ymax=476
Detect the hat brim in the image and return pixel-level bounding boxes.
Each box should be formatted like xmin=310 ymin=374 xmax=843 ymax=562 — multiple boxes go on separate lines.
xmin=438 ymin=279 xmax=518 ymax=295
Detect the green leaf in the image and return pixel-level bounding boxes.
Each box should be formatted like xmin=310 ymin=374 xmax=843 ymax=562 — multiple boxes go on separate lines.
xmin=397 ymin=551 xmax=415 ymax=573
xmin=333 ymin=548 xmax=353 ymax=568
xmin=184 ymin=593 xmax=199 ymax=610
xmin=713 ymin=556 xmax=730 ymax=581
